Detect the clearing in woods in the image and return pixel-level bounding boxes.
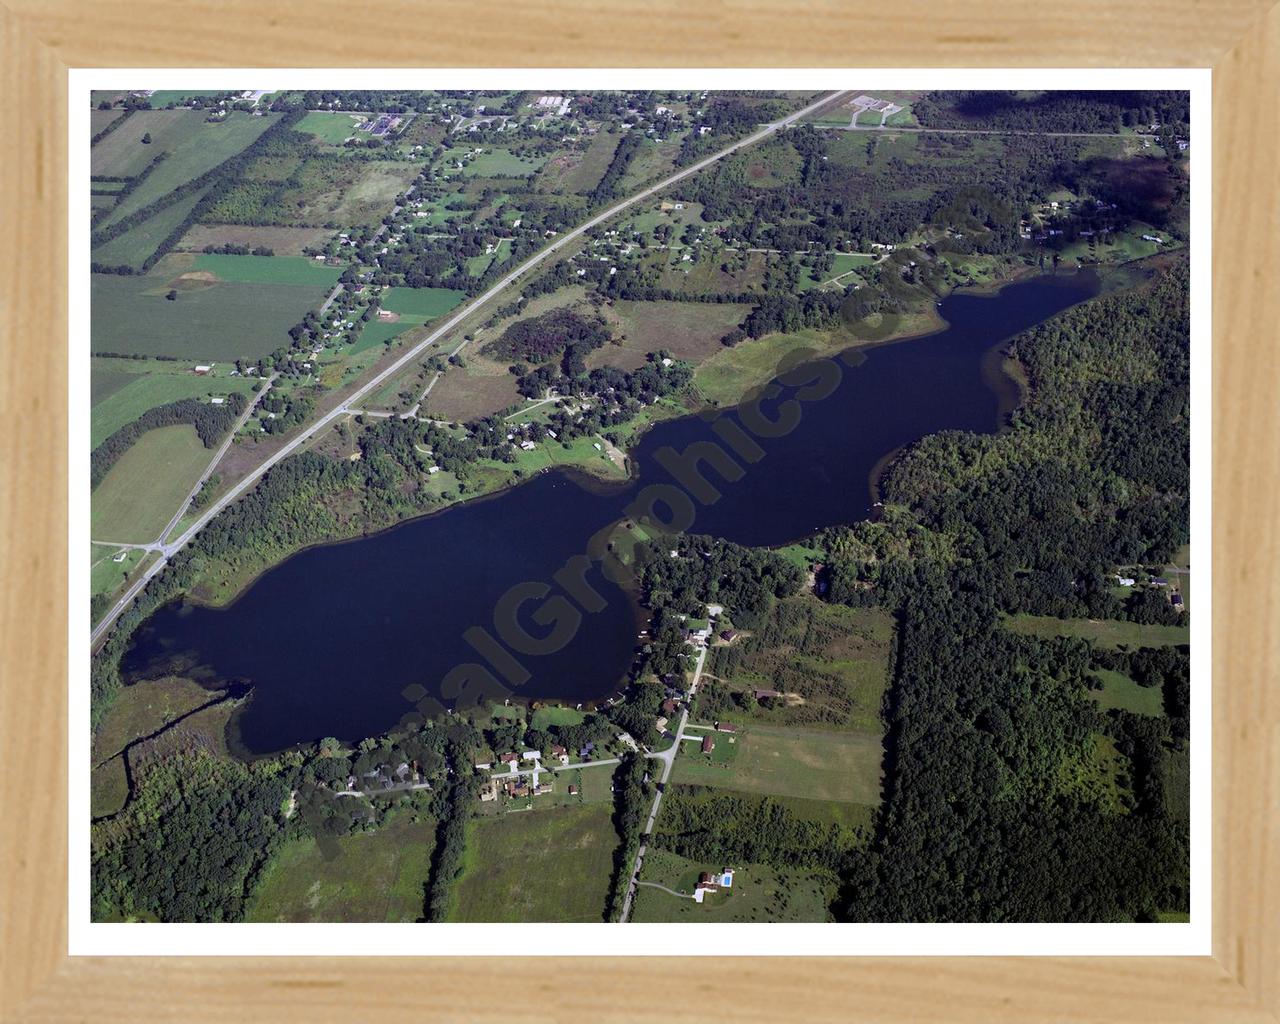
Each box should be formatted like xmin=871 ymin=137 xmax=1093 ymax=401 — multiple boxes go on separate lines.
xmin=90 ymin=424 xmax=215 ymax=543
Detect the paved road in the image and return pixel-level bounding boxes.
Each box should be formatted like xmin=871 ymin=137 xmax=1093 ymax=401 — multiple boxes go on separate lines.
xmin=620 ymin=644 xmax=709 ymax=923
xmin=89 ymin=90 xmax=850 ymax=647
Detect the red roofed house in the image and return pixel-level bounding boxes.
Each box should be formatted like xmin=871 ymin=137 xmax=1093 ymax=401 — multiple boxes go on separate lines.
xmin=701 ymin=736 xmax=715 ymax=754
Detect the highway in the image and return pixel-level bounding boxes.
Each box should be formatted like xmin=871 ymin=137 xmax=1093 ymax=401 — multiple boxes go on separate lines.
xmin=90 ymin=89 xmax=850 ymax=647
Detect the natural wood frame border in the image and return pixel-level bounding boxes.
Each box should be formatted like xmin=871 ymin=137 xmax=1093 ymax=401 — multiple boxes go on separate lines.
xmin=2 ymin=3 xmax=1276 ymax=1020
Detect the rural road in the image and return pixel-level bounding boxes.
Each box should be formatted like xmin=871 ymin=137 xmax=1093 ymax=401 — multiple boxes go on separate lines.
xmin=619 ymin=643 xmax=709 ymax=923
xmin=90 ymin=89 xmax=851 ymax=647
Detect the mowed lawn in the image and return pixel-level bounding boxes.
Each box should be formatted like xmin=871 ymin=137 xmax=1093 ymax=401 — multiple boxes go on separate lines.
xmin=245 ymin=816 xmax=437 ymax=922
xmin=295 ymin=111 xmax=366 ymax=145
xmin=381 ymin=286 xmax=466 ymax=319
xmin=449 ymin=803 xmax=616 ymax=923
xmin=92 ymin=272 xmax=326 ymax=361
xmin=672 ymin=723 xmax=883 ymax=807
xmin=1004 ymin=614 xmax=1190 ymax=649
xmin=192 ymin=253 xmax=343 ymax=286
xmin=91 ymin=425 xmax=211 ymax=542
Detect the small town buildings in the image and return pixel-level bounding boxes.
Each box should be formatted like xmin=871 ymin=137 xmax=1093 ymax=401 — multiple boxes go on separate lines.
xmin=1150 ymin=577 xmax=1169 ymax=587
xmin=715 ymin=722 xmax=737 ymax=733
xmin=522 ymin=750 xmax=541 ymax=762
xmin=499 ymin=752 xmax=519 ymax=764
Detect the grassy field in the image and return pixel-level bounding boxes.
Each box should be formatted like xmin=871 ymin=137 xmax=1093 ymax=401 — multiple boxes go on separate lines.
xmin=176 ymin=224 xmax=335 ymax=256
xmin=449 ymin=803 xmax=616 ymax=922
xmin=381 ymin=286 xmax=467 ymax=319
xmin=631 ymin=846 xmax=835 ymax=923
xmin=589 ymin=300 xmax=746 ymax=372
xmin=90 ymin=425 xmax=210 ymax=542
xmin=460 ymin=149 xmax=546 ymax=177
xmin=90 ymin=543 xmax=146 ymax=601
xmin=192 ymin=253 xmax=343 ymax=286
xmin=91 ymin=187 xmax=210 ymax=269
xmin=420 ymin=353 xmax=522 ymax=422
xmin=530 ymin=705 xmax=586 ymax=730
xmin=295 ymin=111 xmax=365 ymax=144
xmin=91 ymin=366 xmax=256 ymax=446
xmin=693 ymin=310 xmax=941 ymax=407
xmin=1090 ymin=668 xmax=1167 ymax=717
xmin=245 ymin=815 xmax=437 ymax=922
xmin=672 ymin=723 xmax=883 ymax=807
xmin=704 ymin=598 xmax=894 ymax=734
xmin=92 ymin=271 xmax=327 ymax=361
xmin=1005 ymin=614 xmax=1190 ymax=649
xmin=329 ymin=162 xmax=420 ymax=227
xmin=97 ymin=111 xmax=278 ymax=230
xmin=536 ymin=132 xmax=620 ymax=194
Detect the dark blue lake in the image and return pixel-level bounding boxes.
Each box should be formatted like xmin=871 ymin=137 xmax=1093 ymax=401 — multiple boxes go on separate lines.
xmin=120 ymin=271 xmax=1100 ymax=753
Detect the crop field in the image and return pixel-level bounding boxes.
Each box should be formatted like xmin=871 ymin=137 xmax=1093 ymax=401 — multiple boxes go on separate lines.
xmin=91 ymin=367 xmax=255 ymax=447
xmin=91 ymin=424 xmax=211 ymax=542
xmin=90 ymin=108 xmax=125 ymax=136
xmin=1004 ymin=614 xmax=1190 ymax=649
xmin=349 ymin=318 xmax=418 ymax=356
xmin=91 ymin=187 xmax=211 ymax=270
xmin=631 ymin=846 xmax=835 ymax=923
xmin=449 ymin=803 xmax=616 ymax=922
xmin=590 ymin=300 xmax=746 ymax=371
xmin=90 ymin=109 xmax=201 ymax=178
xmin=671 ymin=723 xmax=883 ymax=808
xmin=246 ymin=816 xmax=437 ymax=922
xmin=92 ymin=271 xmax=327 ymax=361
xmin=192 ymin=253 xmax=343 ymax=286
xmin=381 ymin=286 xmax=466 ymax=319
xmin=1090 ymin=668 xmax=1167 ymax=717
xmin=295 ymin=111 xmax=366 ymax=145
xmin=97 ymin=112 xmax=278 ymax=230
xmin=460 ymin=149 xmax=546 ymax=178
xmin=175 ymin=224 xmax=335 ymax=256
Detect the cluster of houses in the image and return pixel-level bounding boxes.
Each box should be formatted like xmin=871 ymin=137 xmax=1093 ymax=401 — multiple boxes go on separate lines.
xmin=1114 ymin=571 xmax=1186 ymax=612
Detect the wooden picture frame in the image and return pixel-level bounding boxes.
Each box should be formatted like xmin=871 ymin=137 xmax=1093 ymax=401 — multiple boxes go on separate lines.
xmin=2 ymin=2 xmax=1276 ymax=1019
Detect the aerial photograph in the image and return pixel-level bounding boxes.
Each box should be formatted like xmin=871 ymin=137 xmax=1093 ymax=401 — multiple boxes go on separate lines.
xmin=87 ymin=87 xmax=1191 ymax=925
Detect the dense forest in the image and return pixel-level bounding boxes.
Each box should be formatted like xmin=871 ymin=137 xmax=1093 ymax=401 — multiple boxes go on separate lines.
xmin=913 ymin=90 xmax=1190 ymax=134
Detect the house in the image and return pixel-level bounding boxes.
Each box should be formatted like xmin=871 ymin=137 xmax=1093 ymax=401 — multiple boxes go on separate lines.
xmin=1150 ymin=577 xmax=1169 ymax=587
xmin=474 ymin=761 xmax=493 ymax=771
xmin=499 ymin=752 xmax=519 ymax=764
xmin=209 ymin=396 xmax=225 ymax=405
xmin=112 ymin=550 xmax=128 ymax=563
xmin=550 ymin=744 xmax=567 ymax=757
xmin=1171 ymin=593 xmax=1185 ymax=610
xmin=714 ymin=721 xmax=737 ymax=733
xmin=522 ymin=750 xmax=541 ymax=762
xmin=193 ymin=364 xmax=212 ymax=375
xmin=1141 ymin=234 xmax=1164 ymax=244
xmin=661 ymin=699 xmax=677 ymax=716
xmin=567 ymin=784 xmax=578 ymax=796
xmin=719 ymin=630 xmax=737 ymax=642
xmin=701 ymin=736 xmax=715 ymax=754
xmin=1116 ymin=576 xmax=1136 ymax=587
xmin=655 ymin=716 xmax=669 ymax=733
xmin=579 ymin=742 xmax=595 ymax=759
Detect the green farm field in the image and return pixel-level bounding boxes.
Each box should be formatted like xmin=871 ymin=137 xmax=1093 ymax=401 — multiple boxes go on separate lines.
xmin=90 ymin=366 xmax=257 ymax=447
xmin=381 ymin=286 xmax=467 ymax=319
xmin=175 ymin=224 xmax=335 ymax=256
xmin=245 ymin=815 xmax=437 ymax=922
xmin=90 ymin=109 xmax=202 ymax=178
xmin=91 ymin=424 xmax=212 ymax=542
xmin=91 ymin=272 xmax=329 ymax=361
xmin=91 ymin=187 xmax=210 ymax=270
xmin=449 ymin=803 xmax=616 ymax=922
xmin=96 ymin=111 xmax=278 ymax=230
xmin=672 ymin=723 xmax=883 ymax=808
xmin=1004 ymin=614 xmax=1190 ymax=649
xmin=192 ymin=253 xmax=343 ymax=286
